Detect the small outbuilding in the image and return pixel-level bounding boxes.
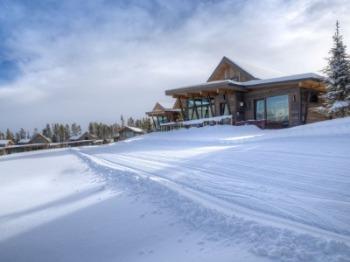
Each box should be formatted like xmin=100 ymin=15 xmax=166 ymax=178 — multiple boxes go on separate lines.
xmin=69 ymin=132 xmax=97 ymax=141
xmin=146 ymin=102 xmax=181 ymax=131
xmin=0 ymin=140 xmax=15 ymax=147
xmin=18 ymin=138 xmax=31 ymax=145
xmin=29 ymin=133 xmax=51 ymax=144
xmin=119 ymin=126 xmax=145 ymax=140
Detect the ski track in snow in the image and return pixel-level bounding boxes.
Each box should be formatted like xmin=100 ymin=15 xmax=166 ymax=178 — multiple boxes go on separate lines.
xmin=1 ymin=118 xmax=350 ymax=262
xmin=67 ymin=118 xmax=350 ymax=262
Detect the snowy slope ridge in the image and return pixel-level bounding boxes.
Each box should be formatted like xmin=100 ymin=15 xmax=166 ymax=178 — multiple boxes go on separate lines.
xmin=1 ymin=118 xmax=350 ymax=262
xmin=69 ymin=117 xmax=350 ymax=262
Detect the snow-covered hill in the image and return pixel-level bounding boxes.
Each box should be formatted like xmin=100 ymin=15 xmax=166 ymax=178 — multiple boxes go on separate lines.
xmin=1 ymin=118 xmax=350 ymax=262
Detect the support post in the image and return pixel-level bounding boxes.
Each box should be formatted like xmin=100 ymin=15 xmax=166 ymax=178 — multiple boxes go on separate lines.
xmin=223 ymin=91 xmax=232 ymax=115
xmin=207 ymin=95 xmax=215 ymax=117
xmin=178 ymin=97 xmax=186 ymax=121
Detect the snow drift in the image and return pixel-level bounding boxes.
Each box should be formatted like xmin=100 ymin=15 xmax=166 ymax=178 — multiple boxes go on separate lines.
xmin=1 ymin=118 xmax=350 ymax=262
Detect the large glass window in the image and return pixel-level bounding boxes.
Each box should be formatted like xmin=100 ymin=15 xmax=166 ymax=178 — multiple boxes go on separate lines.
xmin=255 ymin=99 xmax=265 ymax=120
xmin=255 ymin=95 xmax=289 ymax=124
xmin=266 ymin=95 xmax=289 ymax=123
xmin=187 ymin=98 xmax=214 ymax=120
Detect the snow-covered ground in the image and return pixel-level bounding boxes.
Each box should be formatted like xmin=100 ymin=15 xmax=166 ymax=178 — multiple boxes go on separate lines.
xmin=1 ymin=118 xmax=350 ymax=262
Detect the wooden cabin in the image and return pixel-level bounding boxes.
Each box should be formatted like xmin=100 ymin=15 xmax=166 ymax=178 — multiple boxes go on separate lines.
xmin=119 ymin=126 xmax=145 ymax=140
xmin=0 ymin=140 xmax=14 ymax=148
xmin=146 ymin=102 xmax=181 ymax=131
xmin=162 ymin=56 xmax=326 ymax=129
xmin=69 ymin=132 xmax=97 ymax=141
xmin=29 ymin=133 xmax=51 ymax=144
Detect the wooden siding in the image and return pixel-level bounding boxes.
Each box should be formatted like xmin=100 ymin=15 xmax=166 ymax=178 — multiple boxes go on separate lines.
xmin=209 ymin=63 xmax=254 ymax=82
xmin=300 ymin=89 xmax=328 ymax=124
xmin=243 ymin=84 xmax=302 ymax=127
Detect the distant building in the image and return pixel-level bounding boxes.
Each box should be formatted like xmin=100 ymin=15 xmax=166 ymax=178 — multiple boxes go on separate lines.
xmin=29 ymin=133 xmax=51 ymax=144
xmin=146 ymin=102 xmax=181 ymax=131
xmin=0 ymin=140 xmax=14 ymax=147
xmin=69 ymin=132 xmax=97 ymax=141
xmin=119 ymin=126 xmax=145 ymax=140
xmin=18 ymin=138 xmax=31 ymax=145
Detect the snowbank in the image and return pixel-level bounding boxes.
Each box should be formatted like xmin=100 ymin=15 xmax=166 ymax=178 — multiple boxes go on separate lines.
xmin=1 ymin=117 xmax=350 ymax=262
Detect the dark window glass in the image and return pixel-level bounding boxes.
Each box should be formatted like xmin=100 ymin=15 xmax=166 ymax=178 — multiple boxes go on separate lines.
xmin=187 ymin=98 xmax=214 ymax=120
xmin=310 ymin=93 xmax=318 ymax=103
xmin=220 ymin=103 xmax=229 ymax=116
xmin=255 ymin=99 xmax=265 ymax=120
xmin=266 ymin=95 xmax=289 ymax=123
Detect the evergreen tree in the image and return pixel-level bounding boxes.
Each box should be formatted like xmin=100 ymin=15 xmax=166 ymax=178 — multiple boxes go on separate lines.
xmin=5 ymin=129 xmax=14 ymax=141
xmin=15 ymin=132 xmax=21 ymax=143
xmin=0 ymin=131 xmax=4 ymax=140
xmin=52 ymin=124 xmax=60 ymax=142
xmin=19 ymin=128 xmax=26 ymax=139
xmin=42 ymin=124 xmax=53 ymax=139
xmin=71 ymin=123 xmax=81 ymax=136
xmin=64 ymin=124 xmax=71 ymax=140
xmin=127 ymin=117 xmax=135 ymax=126
xmin=120 ymin=115 xmax=125 ymax=127
xmin=323 ymin=21 xmax=350 ymax=117
xmin=89 ymin=122 xmax=97 ymax=136
xmin=58 ymin=124 xmax=65 ymax=142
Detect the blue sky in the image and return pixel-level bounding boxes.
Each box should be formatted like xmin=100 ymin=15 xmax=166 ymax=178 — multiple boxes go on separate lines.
xmin=0 ymin=0 xmax=350 ymax=131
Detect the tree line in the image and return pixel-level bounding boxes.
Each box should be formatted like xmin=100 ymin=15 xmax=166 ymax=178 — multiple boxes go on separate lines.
xmin=0 ymin=116 xmax=153 ymax=143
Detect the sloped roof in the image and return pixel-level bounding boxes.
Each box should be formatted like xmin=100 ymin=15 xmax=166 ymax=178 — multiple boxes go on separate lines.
xmin=29 ymin=133 xmax=51 ymax=143
xmin=0 ymin=140 xmax=13 ymax=146
xmin=18 ymin=138 xmax=30 ymax=144
xmin=207 ymin=56 xmax=258 ymax=82
xmin=240 ymin=73 xmax=324 ymax=88
xmin=165 ymin=73 xmax=323 ymax=95
xmin=122 ymin=126 xmax=145 ymax=134
xmin=147 ymin=102 xmax=181 ymax=115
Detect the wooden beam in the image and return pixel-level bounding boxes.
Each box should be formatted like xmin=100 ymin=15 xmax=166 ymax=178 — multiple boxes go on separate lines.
xmin=304 ymin=91 xmax=311 ymax=124
xmin=177 ymin=97 xmax=186 ymax=121
xmin=151 ymin=117 xmax=157 ymax=130
xmin=223 ymin=91 xmax=232 ymax=115
xmin=207 ymin=95 xmax=215 ymax=116
xmin=192 ymin=97 xmax=200 ymax=119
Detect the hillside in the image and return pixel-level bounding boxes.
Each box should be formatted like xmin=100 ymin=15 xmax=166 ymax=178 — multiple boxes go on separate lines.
xmin=1 ymin=118 xmax=350 ymax=262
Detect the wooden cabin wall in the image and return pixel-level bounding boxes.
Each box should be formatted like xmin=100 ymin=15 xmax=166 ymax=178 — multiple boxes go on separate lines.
xmin=243 ymin=85 xmax=302 ymax=127
xmin=30 ymin=135 xmax=49 ymax=144
xmin=300 ymin=89 xmax=328 ymax=124
xmin=212 ymin=92 xmax=236 ymax=119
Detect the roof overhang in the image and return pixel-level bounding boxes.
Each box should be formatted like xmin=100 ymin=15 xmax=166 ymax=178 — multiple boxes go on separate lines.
xmin=245 ymin=79 xmax=325 ymax=92
xmin=146 ymin=109 xmax=181 ymax=116
xmin=165 ymin=80 xmax=246 ymax=97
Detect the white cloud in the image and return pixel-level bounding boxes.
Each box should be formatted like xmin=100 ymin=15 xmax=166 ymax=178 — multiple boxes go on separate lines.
xmin=0 ymin=0 xmax=349 ymax=131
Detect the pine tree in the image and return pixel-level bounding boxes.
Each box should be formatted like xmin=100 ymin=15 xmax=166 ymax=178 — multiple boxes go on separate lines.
xmin=127 ymin=117 xmax=134 ymax=127
xmin=15 ymin=132 xmax=20 ymax=143
xmin=19 ymin=128 xmax=26 ymax=139
xmin=58 ymin=124 xmax=65 ymax=142
xmin=52 ymin=124 xmax=60 ymax=142
xmin=120 ymin=115 xmax=125 ymax=127
xmin=323 ymin=21 xmax=350 ymax=117
xmin=71 ymin=123 xmax=81 ymax=137
xmin=42 ymin=124 xmax=53 ymax=139
xmin=64 ymin=124 xmax=71 ymax=141
xmin=6 ymin=129 xmax=14 ymax=141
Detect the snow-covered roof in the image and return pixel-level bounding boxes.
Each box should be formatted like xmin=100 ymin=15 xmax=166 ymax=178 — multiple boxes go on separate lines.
xmin=69 ymin=135 xmax=81 ymax=141
xmin=166 ymin=73 xmax=323 ymax=95
xmin=0 ymin=140 xmax=12 ymax=146
xmin=123 ymin=126 xmax=144 ymax=133
xmin=18 ymin=138 xmax=30 ymax=144
xmin=239 ymin=73 xmax=324 ymax=88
